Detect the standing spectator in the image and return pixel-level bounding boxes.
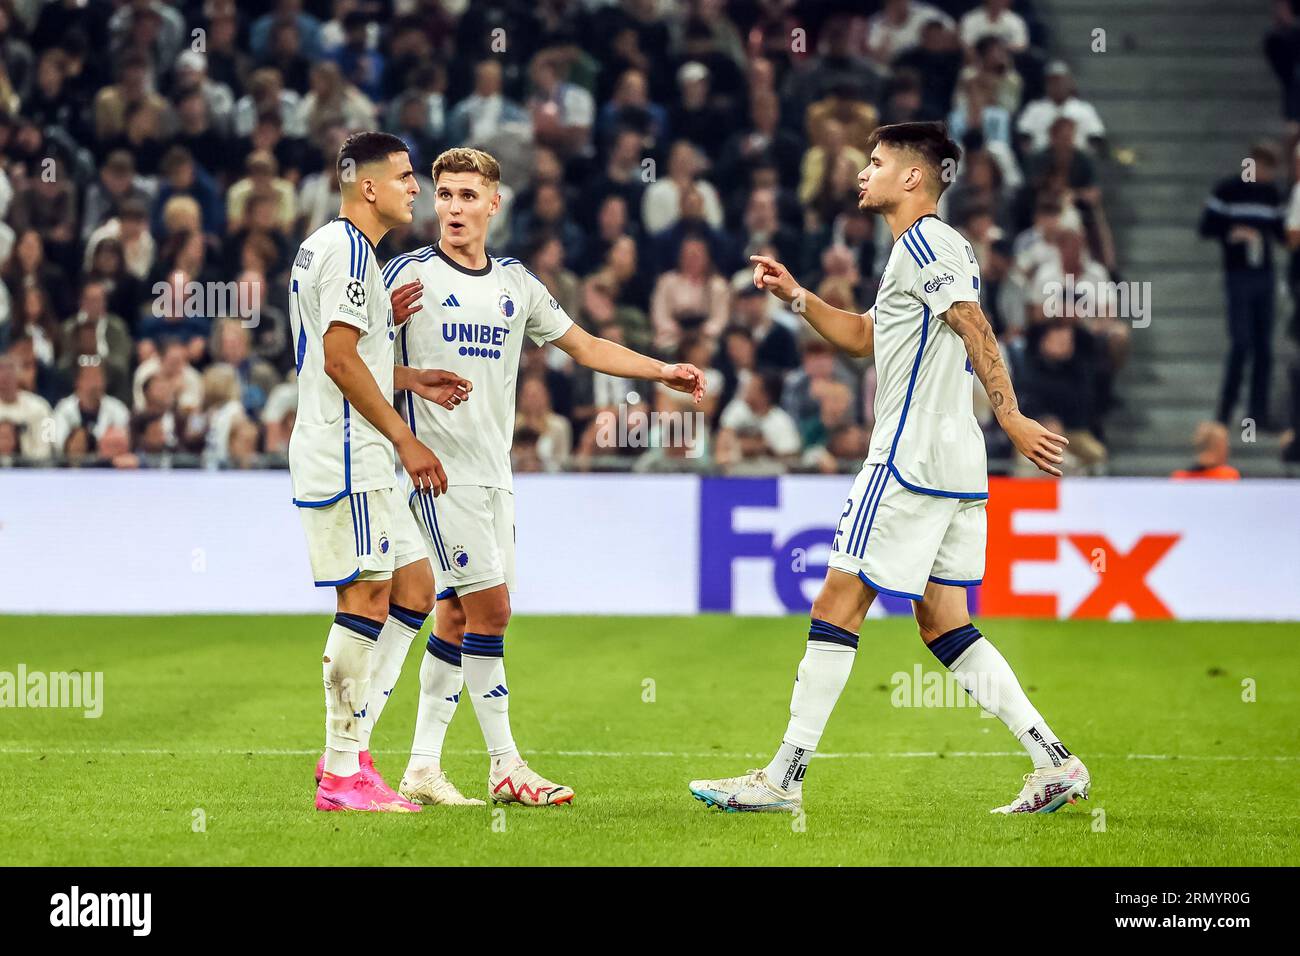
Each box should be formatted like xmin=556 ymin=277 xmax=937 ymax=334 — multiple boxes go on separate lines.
xmin=1200 ymin=143 xmax=1285 ymax=428
xmin=234 ymin=68 xmax=305 ymax=139
xmin=959 ymin=0 xmax=1030 ymax=53
xmin=299 ymin=61 xmax=375 ymax=150
xmin=960 ymin=34 xmax=1024 ymax=116
xmin=866 ymin=0 xmax=955 ymax=64
xmin=527 ymin=51 xmax=595 ymax=163
xmin=445 ymin=59 xmax=531 ymax=150
xmin=1017 ymin=62 xmax=1107 ymax=155
xmin=173 ymin=51 xmax=235 ymax=136
xmin=668 ymin=61 xmax=728 ymax=158
xmin=892 ymin=18 xmax=965 ymax=120
xmin=329 ymin=11 xmax=384 ymax=102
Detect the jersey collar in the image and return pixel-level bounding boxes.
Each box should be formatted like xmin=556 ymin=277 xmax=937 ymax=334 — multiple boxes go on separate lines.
xmin=435 ymin=240 xmax=493 ymax=277
xmin=333 ymin=216 xmax=378 ymax=251
xmin=896 ymin=212 xmax=942 ymax=245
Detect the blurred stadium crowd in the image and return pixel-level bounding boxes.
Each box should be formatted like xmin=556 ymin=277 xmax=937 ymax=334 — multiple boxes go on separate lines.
xmin=0 ymin=0 xmax=1127 ymax=476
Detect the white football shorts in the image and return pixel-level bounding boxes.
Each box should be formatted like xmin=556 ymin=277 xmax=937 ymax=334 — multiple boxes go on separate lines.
xmin=827 ymin=462 xmax=986 ymax=600
xmin=405 ymin=479 xmax=516 ymax=599
xmin=297 ymin=485 xmax=426 ymax=587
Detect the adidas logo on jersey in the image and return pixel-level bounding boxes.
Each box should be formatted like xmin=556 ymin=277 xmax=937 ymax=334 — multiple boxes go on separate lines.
xmin=442 ymin=294 xmax=461 ymax=307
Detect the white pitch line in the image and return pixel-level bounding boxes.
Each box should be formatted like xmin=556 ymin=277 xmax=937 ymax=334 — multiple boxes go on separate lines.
xmin=0 ymin=746 xmax=1295 ymax=762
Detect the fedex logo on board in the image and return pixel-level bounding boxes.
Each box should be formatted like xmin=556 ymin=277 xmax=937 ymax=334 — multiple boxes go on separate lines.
xmin=698 ymin=478 xmax=1181 ymax=620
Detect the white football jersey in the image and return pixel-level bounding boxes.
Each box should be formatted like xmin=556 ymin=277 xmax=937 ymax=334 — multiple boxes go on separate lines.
xmin=866 ymin=214 xmax=987 ymax=497
xmin=288 ymin=217 xmax=397 ymax=505
xmin=383 ymin=243 xmax=574 ymax=490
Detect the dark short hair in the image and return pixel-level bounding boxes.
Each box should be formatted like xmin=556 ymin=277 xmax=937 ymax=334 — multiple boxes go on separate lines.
xmin=865 ymin=121 xmax=962 ymax=196
xmin=337 ymin=131 xmax=410 ymax=179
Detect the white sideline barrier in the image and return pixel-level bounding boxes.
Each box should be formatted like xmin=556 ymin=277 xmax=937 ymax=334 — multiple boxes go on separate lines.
xmin=0 ymin=471 xmax=1296 ymax=620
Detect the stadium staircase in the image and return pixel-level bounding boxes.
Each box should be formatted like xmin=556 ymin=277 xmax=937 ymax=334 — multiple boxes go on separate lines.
xmin=1041 ymin=0 xmax=1291 ymax=476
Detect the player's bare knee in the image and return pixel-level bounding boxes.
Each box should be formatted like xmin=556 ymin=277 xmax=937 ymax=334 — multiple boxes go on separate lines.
xmin=435 ymin=598 xmax=467 ymax=643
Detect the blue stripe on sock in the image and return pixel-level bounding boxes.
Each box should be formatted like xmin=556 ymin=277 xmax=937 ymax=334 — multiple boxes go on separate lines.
xmin=334 ymin=612 xmax=383 ymax=641
xmin=461 ymin=632 xmax=504 ymax=657
xmin=426 ymin=634 xmax=462 ymax=666
xmin=808 ymin=617 xmax=859 ymax=649
xmin=928 ymin=624 xmax=982 ymax=667
xmin=389 ymin=603 xmax=427 ymax=631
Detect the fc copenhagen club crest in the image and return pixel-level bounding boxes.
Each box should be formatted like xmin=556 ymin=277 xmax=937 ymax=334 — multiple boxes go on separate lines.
xmin=346 ymin=279 xmax=367 ymax=307
xmin=452 ymin=546 xmax=470 ymax=568
xmin=498 ymin=291 xmax=515 ymax=318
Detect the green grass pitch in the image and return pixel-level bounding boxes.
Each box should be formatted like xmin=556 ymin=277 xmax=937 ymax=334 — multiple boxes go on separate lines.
xmin=0 ymin=615 xmax=1297 ymax=866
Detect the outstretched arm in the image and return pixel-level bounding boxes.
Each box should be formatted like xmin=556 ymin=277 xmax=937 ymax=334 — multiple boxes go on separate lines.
xmin=551 ymin=323 xmax=706 ymax=403
xmin=750 ymin=254 xmax=873 ymax=356
xmin=941 ymin=300 xmax=1069 ymax=477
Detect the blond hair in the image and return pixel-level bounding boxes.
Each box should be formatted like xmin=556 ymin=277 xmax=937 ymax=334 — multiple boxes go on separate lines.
xmin=431 ymin=147 xmax=501 ymax=185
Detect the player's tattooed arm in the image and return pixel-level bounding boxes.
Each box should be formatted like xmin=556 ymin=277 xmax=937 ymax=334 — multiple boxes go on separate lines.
xmin=750 ymin=255 xmax=873 ymax=356
xmin=323 ymin=323 xmax=449 ymax=493
xmin=941 ymin=300 xmax=1070 ymax=478
xmin=553 ymin=324 xmax=706 ymax=403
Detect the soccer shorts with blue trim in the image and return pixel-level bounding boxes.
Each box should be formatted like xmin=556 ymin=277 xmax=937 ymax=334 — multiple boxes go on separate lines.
xmin=297 ymin=485 xmax=426 ymax=588
xmin=404 ymin=478 xmax=516 ymax=598
xmin=827 ymin=463 xmax=986 ymax=601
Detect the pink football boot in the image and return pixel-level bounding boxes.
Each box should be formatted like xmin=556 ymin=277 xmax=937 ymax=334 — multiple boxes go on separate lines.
xmin=314 ymin=751 xmax=419 ymax=811
xmin=315 ymin=770 xmax=420 ymax=812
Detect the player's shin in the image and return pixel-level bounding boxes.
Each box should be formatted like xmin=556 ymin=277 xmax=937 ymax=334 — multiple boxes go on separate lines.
xmin=322 ymin=613 xmax=382 ymax=777
xmin=763 ymin=619 xmax=859 ymax=793
xmin=928 ymin=624 xmax=1070 ymax=770
xmin=405 ymin=635 xmax=463 ymax=779
xmin=461 ymin=632 xmax=519 ymax=770
xmin=357 ymin=603 xmax=426 ymax=751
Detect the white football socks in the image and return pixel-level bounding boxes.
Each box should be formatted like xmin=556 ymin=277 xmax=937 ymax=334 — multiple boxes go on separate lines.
xmin=763 ymin=620 xmax=860 ymax=793
xmin=930 ymin=624 xmax=1069 ymax=770
xmin=406 ymin=634 xmax=464 ymax=780
xmin=321 ymin=614 xmax=380 ymax=777
xmin=357 ymin=604 xmax=424 ymax=752
xmin=460 ymin=632 xmax=520 ymax=771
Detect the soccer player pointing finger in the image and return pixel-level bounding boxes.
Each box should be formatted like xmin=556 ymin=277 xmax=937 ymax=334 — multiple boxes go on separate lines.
xmin=692 ymin=123 xmax=1088 ymax=816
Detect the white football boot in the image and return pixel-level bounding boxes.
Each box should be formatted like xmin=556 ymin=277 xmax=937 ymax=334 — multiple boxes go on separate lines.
xmin=991 ymin=755 xmax=1091 ymax=814
xmin=489 ymin=759 xmax=574 ymax=806
xmin=689 ymin=769 xmax=802 ymax=813
xmin=399 ymin=769 xmax=486 ymax=807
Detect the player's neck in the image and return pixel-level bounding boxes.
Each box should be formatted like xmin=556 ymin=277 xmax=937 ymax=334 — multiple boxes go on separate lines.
xmin=336 ymin=201 xmax=387 ymax=249
xmin=438 ymin=238 xmax=488 ymax=272
xmin=884 ymin=201 xmax=940 ymax=243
